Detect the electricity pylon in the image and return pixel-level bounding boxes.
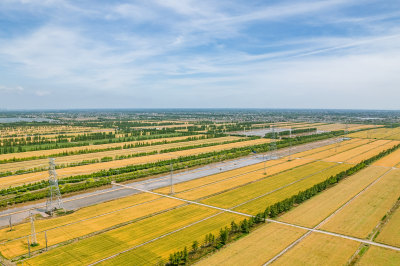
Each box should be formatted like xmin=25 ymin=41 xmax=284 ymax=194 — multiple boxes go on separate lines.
xmin=46 ymin=158 xmax=64 ymax=214
xmin=170 ymin=160 xmax=174 ymax=195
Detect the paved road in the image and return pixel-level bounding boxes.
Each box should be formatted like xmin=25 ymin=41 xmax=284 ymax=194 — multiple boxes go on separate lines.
xmin=0 ymin=138 xmax=340 ymax=227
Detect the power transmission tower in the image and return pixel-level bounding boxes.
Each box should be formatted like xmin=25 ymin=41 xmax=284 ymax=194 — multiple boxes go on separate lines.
xmin=30 ymin=212 xmax=37 ymax=245
xmin=46 ymin=158 xmax=64 ymax=215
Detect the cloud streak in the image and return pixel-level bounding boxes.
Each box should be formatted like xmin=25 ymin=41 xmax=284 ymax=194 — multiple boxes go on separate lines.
xmin=0 ymin=0 xmax=399 ymax=109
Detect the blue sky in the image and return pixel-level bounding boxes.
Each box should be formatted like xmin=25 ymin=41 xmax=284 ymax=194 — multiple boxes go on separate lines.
xmin=0 ymin=0 xmax=400 ymax=109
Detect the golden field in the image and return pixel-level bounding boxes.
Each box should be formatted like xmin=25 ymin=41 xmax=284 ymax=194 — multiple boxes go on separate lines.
xmin=175 ymin=158 xmax=312 ymax=201
xmin=278 ymin=166 xmax=389 ymax=228
xmin=357 ymin=246 xmax=400 ymax=265
xmin=201 ymin=161 xmax=337 ymax=209
xmin=323 ymin=139 xmax=392 ymax=163
xmin=375 ymin=207 xmax=400 ymax=247
xmin=234 ymin=163 xmax=352 ymax=215
xmin=23 ymin=205 xmax=219 ymax=265
xmin=372 ymin=148 xmax=400 ymax=167
xmin=96 ymin=213 xmax=244 ymax=266
xmin=196 ymin=222 xmax=305 ymax=266
xmin=348 ymin=127 xmax=400 ymax=140
xmin=272 ymin=233 xmax=359 ymax=265
xmin=321 ymin=169 xmax=400 ymax=239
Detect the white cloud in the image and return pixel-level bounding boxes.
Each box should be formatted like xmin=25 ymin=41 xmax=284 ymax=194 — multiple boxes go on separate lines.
xmin=0 ymin=0 xmax=399 ymax=109
xmin=34 ymin=90 xmax=51 ymax=96
xmin=0 ymin=85 xmax=24 ymax=93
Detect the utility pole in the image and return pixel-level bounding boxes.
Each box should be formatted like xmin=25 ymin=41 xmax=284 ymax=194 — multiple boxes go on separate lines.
xmin=9 ymin=215 xmax=12 ymax=231
xmin=45 ymin=231 xmax=48 ymax=251
xmin=170 ymin=159 xmax=174 ymax=195
xmin=27 ymin=236 xmax=31 ymax=257
xmin=30 ymin=213 xmax=37 ymax=245
xmin=263 ymin=154 xmax=266 ymax=175
xmin=288 ymin=128 xmax=292 ymax=161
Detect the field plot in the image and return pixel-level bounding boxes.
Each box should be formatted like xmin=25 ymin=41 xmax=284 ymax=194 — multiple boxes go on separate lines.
xmin=0 ymin=126 xmax=105 ymax=138
xmin=95 ymin=213 xmax=243 ymax=266
xmin=278 ymin=166 xmax=389 ymax=228
xmin=0 ymin=136 xmax=240 ymax=173
xmin=272 ymin=233 xmax=359 ymax=265
xmin=346 ymin=141 xmax=400 ymax=164
xmin=300 ymin=138 xmax=371 ymax=161
xmin=357 ymin=246 xmax=400 ymax=265
xmin=196 ymin=222 xmax=305 ymax=266
xmin=321 ymin=169 xmax=400 ymax=239
xmin=375 ymin=207 xmax=400 ymax=247
xmin=201 ymin=161 xmax=338 ymax=209
xmin=348 ymin=127 xmax=400 ymax=140
xmin=233 ymin=163 xmax=351 ymax=214
xmin=24 ymin=205 xmax=217 ymax=265
xmin=133 ymin=124 xmax=193 ymax=129
xmin=0 ymin=135 xmax=202 ymax=161
xmin=174 ymin=158 xmax=311 ymax=201
xmin=323 ymin=139 xmax=392 ymax=163
xmin=316 ymin=123 xmax=375 ymax=132
xmin=373 ymin=148 xmax=400 ymax=167
xmin=292 ymin=138 xmax=363 ymax=158
xmin=1 ymin=138 xmax=268 ymax=188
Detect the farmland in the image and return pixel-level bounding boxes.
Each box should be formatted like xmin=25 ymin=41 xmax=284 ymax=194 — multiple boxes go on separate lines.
xmin=0 ymin=136 xmax=242 ymax=174
xmin=272 ymin=233 xmax=360 ymax=265
xmin=196 ymin=223 xmax=305 ymax=265
xmin=195 ymin=147 xmax=400 ymax=265
xmin=320 ymin=169 xmax=400 ymax=238
xmin=0 ymin=111 xmax=398 ymax=265
xmin=375 ymin=207 xmax=400 ymax=247
xmin=348 ymin=127 xmax=400 ymax=140
xmin=0 ymin=137 xmax=269 ymax=188
xmin=357 ymin=246 xmax=400 ymax=265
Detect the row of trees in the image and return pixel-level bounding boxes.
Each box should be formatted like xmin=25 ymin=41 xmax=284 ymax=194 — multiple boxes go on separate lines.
xmin=166 ymin=215 xmax=266 ymax=265
xmin=0 ymin=131 xmax=199 ymax=154
xmin=0 ymin=135 xmax=209 ymax=164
